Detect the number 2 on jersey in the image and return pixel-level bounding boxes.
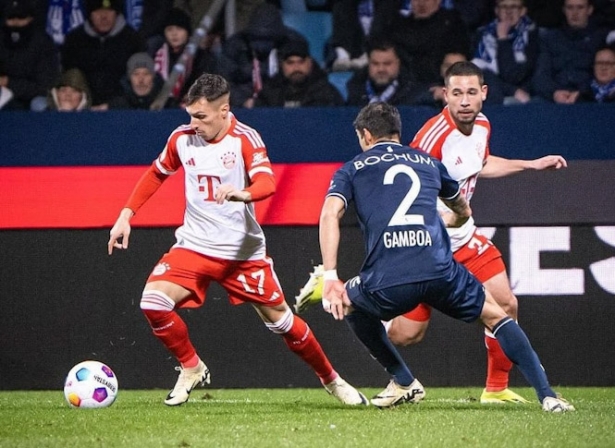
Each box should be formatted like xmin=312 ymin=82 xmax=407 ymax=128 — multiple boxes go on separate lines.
xmin=383 ymin=165 xmax=425 ymax=227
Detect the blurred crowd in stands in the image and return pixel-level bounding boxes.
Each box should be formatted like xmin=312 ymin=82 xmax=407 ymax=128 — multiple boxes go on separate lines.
xmin=1 ymin=0 xmax=614 ymax=112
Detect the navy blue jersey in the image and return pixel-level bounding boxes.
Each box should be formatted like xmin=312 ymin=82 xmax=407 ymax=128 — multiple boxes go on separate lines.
xmin=327 ymin=142 xmax=461 ymax=291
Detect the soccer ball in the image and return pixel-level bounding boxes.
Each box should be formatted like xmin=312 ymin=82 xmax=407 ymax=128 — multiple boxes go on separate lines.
xmin=63 ymin=360 xmax=118 ymax=408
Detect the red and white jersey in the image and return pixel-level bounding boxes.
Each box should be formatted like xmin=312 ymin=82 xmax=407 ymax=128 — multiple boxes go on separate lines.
xmin=155 ymin=113 xmax=273 ymax=260
xmin=411 ymin=106 xmax=490 ymax=251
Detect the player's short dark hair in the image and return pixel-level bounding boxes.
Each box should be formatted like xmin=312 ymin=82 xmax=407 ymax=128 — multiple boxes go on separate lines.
xmin=353 ymin=102 xmax=402 ymax=139
xmin=444 ymin=61 xmax=484 ymax=87
xmin=186 ymin=73 xmax=230 ymax=105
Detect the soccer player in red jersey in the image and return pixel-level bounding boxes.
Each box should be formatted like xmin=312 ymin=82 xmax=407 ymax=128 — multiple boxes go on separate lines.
xmin=387 ymin=61 xmax=566 ymax=404
xmin=296 ymin=61 xmax=567 ymax=404
xmin=108 ymin=73 xmax=367 ymax=407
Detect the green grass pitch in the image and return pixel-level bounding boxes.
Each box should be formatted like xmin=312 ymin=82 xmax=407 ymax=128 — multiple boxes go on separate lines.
xmin=1 ymin=387 xmax=614 ymax=448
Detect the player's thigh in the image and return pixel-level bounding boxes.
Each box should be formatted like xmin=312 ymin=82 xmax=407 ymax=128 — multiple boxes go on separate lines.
xmin=144 ymin=248 xmax=218 ymax=307
xmin=144 ymin=280 xmax=193 ymax=304
xmin=387 ymin=314 xmax=430 ymax=346
xmin=479 ymin=289 xmax=508 ymax=330
xmin=220 ymin=257 xmax=286 ymax=314
xmin=483 ymin=270 xmax=518 ymax=318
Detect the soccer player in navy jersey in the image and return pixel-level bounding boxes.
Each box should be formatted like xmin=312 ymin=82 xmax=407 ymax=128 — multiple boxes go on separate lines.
xmin=318 ymin=101 xmax=574 ymax=412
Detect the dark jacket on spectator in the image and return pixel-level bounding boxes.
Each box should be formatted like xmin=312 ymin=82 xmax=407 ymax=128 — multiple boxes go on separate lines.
xmin=107 ymin=73 xmax=177 ymax=109
xmin=217 ymin=3 xmax=307 ymax=107
xmin=532 ymin=22 xmax=608 ymax=100
xmin=346 ymin=68 xmax=427 ymax=107
xmin=61 ymin=15 xmax=146 ymax=105
xmin=387 ymin=8 xmax=471 ymax=85
xmin=328 ymin=0 xmax=398 ymax=60
xmin=255 ymin=62 xmax=344 ymax=107
xmin=0 ymin=22 xmax=59 ymax=109
xmin=472 ymin=18 xmax=540 ymax=100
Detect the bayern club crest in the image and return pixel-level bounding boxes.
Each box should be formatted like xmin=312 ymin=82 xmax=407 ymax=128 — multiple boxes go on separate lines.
xmin=221 ymin=151 xmax=236 ymax=169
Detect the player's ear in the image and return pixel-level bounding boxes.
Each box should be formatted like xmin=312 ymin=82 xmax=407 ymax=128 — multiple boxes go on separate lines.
xmin=481 ymin=85 xmax=488 ymax=102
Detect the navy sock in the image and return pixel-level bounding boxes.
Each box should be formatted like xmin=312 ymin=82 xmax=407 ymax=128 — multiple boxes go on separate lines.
xmin=492 ymin=317 xmax=555 ymax=402
xmin=345 ymin=308 xmax=414 ymax=386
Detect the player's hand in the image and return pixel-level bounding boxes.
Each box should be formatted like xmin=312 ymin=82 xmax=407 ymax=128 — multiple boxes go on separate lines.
xmin=215 ymin=184 xmax=251 ymax=204
xmin=529 ymin=155 xmax=567 ymax=171
xmin=324 ymin=279 xmax=348 ymax=320
xmin=108 ymin=209 xmax=133 ymax=255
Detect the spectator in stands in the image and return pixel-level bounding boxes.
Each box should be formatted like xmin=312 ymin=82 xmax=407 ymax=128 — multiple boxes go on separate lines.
xmin=152 ymin=7 xmax=217 ymax=106
xmin=532 ymin=0 xmax=609 ymax=104
xmin=399 ymin=0 xmax=493 ymax=33
xmin=327 ymin=0 xmax=398 ymax=72
xmin=102 ymin=52 xmax=177 ymax=109
xmin=126 ymin=0 xmax=173 ymax=52
xmin=61 ymin=0 xmax=146 ymax=106
xmin=46 ymin=67 xmax=92 ymax=110
xmin=346 ymin=38 xmax=428 ymax=106
xmin=578 ymin=45 xmax=615 ymax=102
xmin=423 ymin=51 xmax=468 ymax=107
xmin=0 ymin=0 xmax=59 ymax=110
xmin=255 ymin=38 xmax=344 ymax=107
xmin=387 ymin=0 xmax=471 ymax=85
xmin=472 ymin=0 xmax=539 ymax=105
xmin=218 ymin=2 xmax=308 ymax=108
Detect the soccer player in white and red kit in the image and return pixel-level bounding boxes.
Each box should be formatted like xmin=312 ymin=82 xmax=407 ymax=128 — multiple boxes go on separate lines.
xmin=386 ymin=61 xmax=567 ymax=403
xmin=107 ymin=74 xmax=368 ymax=407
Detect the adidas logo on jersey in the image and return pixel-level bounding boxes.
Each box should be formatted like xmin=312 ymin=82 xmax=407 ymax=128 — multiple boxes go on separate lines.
xmin=186 ymin=158 xmax=195 ymax=166
xmin=455 ymin=156 xmax=463 ymax=165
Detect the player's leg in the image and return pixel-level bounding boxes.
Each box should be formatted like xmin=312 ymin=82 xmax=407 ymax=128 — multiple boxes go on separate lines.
xmin=432 ymin=261 xmax=573 ymax=412
xmin=140 ymin=249 xmax=214 ymax=405
xmin=385 ymin=304 xmax=431 ymax=346
xmin=480 ymin=270 xmax=528 ymax=403
xmin=456 ymin=231 xmax=526 ymax=403
xmin=227 ymin=258 xmax=367 ymax=405
xmin=479 ymin=292 xmax=574 ymax=411
xmin=344 ymin=279 xmax=425 ymax=408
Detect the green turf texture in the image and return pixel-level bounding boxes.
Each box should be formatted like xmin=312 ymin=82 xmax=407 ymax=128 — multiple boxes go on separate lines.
xmin=1 ymin=388 xmax=614 ymax=448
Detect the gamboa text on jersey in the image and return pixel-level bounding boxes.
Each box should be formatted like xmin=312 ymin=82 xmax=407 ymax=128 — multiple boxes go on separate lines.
xmin=478 ymin=226 xmax=615 ymax=296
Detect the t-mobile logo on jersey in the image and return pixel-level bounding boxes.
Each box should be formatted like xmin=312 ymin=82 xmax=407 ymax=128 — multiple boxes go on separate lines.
xmin=197 ymin=175 xmax=221 ymax=201
xmin=482 ymin=226 xmax=615 ymax=296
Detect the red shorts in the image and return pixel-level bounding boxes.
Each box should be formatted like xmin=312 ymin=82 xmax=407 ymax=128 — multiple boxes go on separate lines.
xmin=146 ymin=248 xmax=285 ymax=309
xmin=401 ymin=229 xmax=506 ymax=322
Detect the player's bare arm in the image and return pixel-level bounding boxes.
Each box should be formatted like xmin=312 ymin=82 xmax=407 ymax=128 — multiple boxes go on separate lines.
xmin=480 ymin=154 xmax=567 ymax=178
xmin=441 ymin=194 xmax=472 ymax=228
xmin=319 ymin=196 xmax=349 ymax=320
xmin=108 ymin=208 xmax=134 ymax=255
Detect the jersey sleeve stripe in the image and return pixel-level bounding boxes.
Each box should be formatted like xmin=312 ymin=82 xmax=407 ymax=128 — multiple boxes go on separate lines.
xmin=249 ymin=166 xmax=273 ymax=177
xmin=420 ymin=117 xmax=448 ymax=153
xmin=326 ymin=192 xmax=348 ymax=209
xmin=155 ymin=158 xmax=176 ymax=175
xmin=235 ymin=122 xmax=265 ymax=148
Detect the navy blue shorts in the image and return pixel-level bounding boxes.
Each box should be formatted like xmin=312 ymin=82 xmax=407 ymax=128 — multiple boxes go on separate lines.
xmin=345 ymin=261 xmax=485 ymax=323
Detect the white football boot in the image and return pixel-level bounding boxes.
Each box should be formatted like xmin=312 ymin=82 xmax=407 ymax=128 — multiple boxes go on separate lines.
xmin=542 ymin=396 xmax=576 ymax=412
xmin=324 ymin=377 xmax=369 ymax=406
xmin=164 ymin=360 xmax=211 ymax=406
xmin=371 ymin=379 xmax=426 ymax=408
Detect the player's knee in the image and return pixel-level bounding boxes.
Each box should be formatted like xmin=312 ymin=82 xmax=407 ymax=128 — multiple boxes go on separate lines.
xmin=264 ymin=308 xmax=294 ymax=334
xmin=497 ymin=293 xmax=518 ymax=318
xmin=140 ymin=290 xmax=176 ymax=313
